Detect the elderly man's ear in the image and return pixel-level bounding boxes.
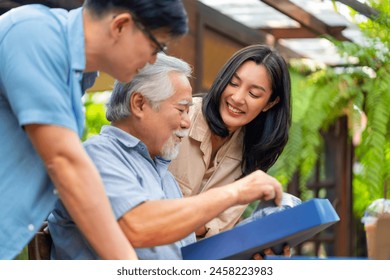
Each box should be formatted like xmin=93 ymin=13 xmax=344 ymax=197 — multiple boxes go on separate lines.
xmin=130 ymin=92 xmax=147 ymax=117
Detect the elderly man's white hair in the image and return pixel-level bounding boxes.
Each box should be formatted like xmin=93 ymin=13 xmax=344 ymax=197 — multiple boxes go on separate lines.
xmin=106 ymin=53 xmax=192 ymax=122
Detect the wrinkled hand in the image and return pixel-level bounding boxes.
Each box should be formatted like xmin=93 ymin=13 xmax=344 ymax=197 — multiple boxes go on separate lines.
xmin=229 ymin=170 xmax=283 ymax=206
xmin=252 ymin=245 xmax=291 ymax=260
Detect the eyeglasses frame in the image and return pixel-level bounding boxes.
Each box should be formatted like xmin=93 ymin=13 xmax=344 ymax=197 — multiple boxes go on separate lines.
xmin=130 ymin=13 xmax=168 ymax=54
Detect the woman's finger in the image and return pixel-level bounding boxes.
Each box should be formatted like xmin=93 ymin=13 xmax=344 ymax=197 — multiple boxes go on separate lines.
xmin=283 ymin=245 xmax=291 ymax=257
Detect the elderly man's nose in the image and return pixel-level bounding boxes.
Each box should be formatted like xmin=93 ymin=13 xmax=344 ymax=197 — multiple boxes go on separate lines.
xmin=181 ymin=112 xmax=190 ymax=128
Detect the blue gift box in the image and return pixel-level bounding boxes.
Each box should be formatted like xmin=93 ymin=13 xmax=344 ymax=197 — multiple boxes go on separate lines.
xmin=181 ymin=198 xmax=340 ymax=260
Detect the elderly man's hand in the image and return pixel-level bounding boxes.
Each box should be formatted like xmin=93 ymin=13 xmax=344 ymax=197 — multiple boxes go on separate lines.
xmin=228 ymin=170 xmax=283 ymax=206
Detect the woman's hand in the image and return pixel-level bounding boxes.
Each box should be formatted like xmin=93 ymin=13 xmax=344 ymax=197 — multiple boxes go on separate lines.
xmin=252 ymin=245 xmax=291 ymax=260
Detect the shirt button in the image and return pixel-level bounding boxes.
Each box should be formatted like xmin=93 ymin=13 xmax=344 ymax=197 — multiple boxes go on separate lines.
xmin=53 ymin=189 xmax=58 ymax=195
xmin=28 ymin=224 xmax=35 ymax=231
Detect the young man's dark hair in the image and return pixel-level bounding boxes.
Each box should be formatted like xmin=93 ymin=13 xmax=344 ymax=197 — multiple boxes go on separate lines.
xmin=84 ymin=0 xmax=188 ymax=36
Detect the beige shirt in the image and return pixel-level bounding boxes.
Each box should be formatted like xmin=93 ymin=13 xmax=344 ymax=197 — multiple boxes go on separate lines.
xmin=169 ymin=97 xmax=248 ymax=237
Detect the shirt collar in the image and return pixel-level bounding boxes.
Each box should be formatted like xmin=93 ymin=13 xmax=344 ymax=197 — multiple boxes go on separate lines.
xmin=154 ymin=157 xmax=171 ymax=178
xmin=188 ymin=99 xmax=211 ymax=143
xmin=100 ymin=125 xmax=141 ymax=148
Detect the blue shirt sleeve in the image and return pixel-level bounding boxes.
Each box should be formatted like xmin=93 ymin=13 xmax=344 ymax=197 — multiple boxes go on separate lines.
xmin=1 ymin=14 xmax=78 ymax=132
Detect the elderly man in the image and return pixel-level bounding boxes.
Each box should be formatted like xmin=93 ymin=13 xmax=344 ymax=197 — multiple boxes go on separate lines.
xmin=48 ymin=54 xmax=283 ymax=259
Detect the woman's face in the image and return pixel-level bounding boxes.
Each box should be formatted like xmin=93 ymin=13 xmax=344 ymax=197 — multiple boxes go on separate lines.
xmin=219 ymin=60 xmax=279 ymax=133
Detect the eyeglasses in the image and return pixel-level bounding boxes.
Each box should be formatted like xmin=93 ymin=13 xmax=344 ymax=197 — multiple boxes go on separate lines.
xmin=131 ymin=13 xmax=168 ymax=55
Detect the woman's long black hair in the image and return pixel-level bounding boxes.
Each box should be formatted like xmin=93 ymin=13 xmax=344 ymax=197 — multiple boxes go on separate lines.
xmin=202 ymin=44 xmax=291 ymax=177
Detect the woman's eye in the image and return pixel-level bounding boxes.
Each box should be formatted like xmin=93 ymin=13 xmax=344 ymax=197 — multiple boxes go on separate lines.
xmin=249 ymin=92 xmax=260 ymax=98
xmin=229 ymin=82 xmax=238 ymax=87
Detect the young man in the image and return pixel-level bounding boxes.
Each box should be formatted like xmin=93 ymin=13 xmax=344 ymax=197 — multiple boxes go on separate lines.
xmin=48 ymin=54 xmax=283 ymax=259
xmin=0 ymin=0 xmax=188 ymax=259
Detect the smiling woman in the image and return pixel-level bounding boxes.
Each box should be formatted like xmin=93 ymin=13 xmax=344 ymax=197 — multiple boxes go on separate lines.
xmin=219 ymin=60 xmax=280 ymax=133
xmin=168 ymin=44 xmax=292 ymax=239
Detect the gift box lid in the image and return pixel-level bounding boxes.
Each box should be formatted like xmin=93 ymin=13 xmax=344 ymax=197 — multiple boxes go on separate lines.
xmin=181 ymin=198 xmax=340 ymax=260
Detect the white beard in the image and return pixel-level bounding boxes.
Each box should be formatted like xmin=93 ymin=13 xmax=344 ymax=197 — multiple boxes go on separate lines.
xmin=160 ymin=129 xmax=189 ymax=160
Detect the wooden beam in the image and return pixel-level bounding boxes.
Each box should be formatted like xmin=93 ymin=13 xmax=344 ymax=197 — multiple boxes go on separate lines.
xmin=260 ymin=26 xmax=346 ymax=40
xmin=0 ymin=1 xmax=20 ymax=7
xmin=194 ymin=1 xmax=307 ymax=66
xmin=198 ymin=2 xmax=273 ymax=46
xmin=259 ymin=27 xmax=318 ymax=39
xmin=0 ymin=1 xmax=20 ymax=14
xmin=260 ymin=0 xmax=349 ymax=41
xmin=0 ymin=0 xmax=82 ymax=10
xmin=335 ymin=0 xmax=380 ymax=21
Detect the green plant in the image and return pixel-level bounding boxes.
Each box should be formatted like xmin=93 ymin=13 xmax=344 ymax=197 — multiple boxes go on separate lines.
xmin=82 ymin=91 xmax=110 ymax=141
xmin=269 ymin=0 xmax=390 ymax=218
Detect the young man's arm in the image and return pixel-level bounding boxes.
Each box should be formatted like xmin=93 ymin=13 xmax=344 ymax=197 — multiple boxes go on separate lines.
xmin=25 ymin=124 xmax=138 ymax=260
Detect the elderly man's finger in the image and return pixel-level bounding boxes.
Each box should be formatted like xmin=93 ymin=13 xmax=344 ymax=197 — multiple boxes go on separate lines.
xmin=273 ymin=183 xmax=283 ymax=206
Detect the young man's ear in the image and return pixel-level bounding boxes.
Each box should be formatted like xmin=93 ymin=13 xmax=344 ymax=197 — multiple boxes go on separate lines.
xmin=263 ymin=96 xmax=280 ymax=112
xmin=110 ymin=13 xmax=131 ymax=38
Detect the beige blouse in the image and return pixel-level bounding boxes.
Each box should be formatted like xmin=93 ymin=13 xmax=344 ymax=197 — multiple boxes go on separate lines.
xmin=169 ymin=97 xmax=247 ymax=237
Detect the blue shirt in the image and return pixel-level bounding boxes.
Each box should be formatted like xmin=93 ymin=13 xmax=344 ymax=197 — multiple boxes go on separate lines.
xmin=0 ymin=5 xmax=95 ymax=259
xmin=48 ymin=126 xmax=196 ymax=260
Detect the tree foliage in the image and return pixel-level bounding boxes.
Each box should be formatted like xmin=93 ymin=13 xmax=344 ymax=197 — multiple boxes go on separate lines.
xmin=269 ymin=0 xmax=390 ymax=217
xmin=82 ymin=91 xmax=110 ymax=141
